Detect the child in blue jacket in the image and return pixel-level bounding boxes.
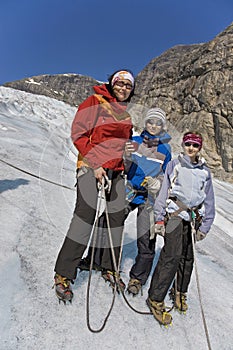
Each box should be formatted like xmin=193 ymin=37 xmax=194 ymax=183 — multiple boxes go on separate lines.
xmin=124 ymin=108 xmax=172 ymax=295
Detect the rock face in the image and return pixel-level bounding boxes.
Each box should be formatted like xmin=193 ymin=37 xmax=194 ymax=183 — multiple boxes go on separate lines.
xmin=3 ymin=23 xmax=233 ymax=181
xmin=3 ymin=73 xmax=101 ymax=107
xmin=132 ymin=23 xmax=233 ymax=181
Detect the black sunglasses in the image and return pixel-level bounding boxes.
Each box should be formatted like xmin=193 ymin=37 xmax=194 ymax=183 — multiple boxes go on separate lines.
xmin=184 ymin=142 xmax=200 ymax=148
xmin=114 ymin=81 xmax=133 ymax=90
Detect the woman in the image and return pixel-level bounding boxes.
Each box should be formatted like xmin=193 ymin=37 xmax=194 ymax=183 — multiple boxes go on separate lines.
xmin=147 ymin=132 xmax=215 ymax=325
xmin=54 ymin=69 xmax=135 ymax=303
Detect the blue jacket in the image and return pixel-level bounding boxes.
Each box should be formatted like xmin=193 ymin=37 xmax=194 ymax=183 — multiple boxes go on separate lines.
xmin=154 ymin=153 xmax=215 ymax=234
xmin=126 ymin=130 xmax=172 ymax=205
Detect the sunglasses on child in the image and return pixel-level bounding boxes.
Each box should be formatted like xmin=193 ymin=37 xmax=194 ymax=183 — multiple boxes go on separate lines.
xmin=146 ymin=119 xmax=163 ymax=126
xmin=114 ymin=81 xmax=133 ymax=90
xmin=184 ymin=142 xmax=200 ymax=148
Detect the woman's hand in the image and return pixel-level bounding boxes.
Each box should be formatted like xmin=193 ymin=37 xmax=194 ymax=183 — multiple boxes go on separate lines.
xmin=94 ymin=167 xmax=107 ymax=183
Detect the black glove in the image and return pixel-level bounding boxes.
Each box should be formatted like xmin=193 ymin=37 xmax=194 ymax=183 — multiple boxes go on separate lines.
xmin=195 ymin=230 xmax=206 ymax=242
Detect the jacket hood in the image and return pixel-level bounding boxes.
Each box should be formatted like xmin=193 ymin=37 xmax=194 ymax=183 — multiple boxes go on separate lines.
xmin=93 ymin=84 xmax=117 ymax=102
xmin=140 ymin=130 xmax=171 ymax=144
xmin=178 ymin=153 xmax=206 ymax=169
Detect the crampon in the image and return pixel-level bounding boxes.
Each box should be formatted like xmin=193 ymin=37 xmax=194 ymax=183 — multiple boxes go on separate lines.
xmin=146 ymin=297 xmax=172 ymax=326
xmin=101 ymin=270 xmax=125 ymax=294
xmin=169 ymin=288 xmax=188 ymax=313
xmin=54 ymin=273 xmax=74 ymax=304
xmin=127 ymin=278 xmax=142 ymax=296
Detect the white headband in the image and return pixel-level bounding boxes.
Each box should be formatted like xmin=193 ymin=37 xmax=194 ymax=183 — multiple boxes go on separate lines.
xmin=111 ymin=71 xmax=134 ymax=87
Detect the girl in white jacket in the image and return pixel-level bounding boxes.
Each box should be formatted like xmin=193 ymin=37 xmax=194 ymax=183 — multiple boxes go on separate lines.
xmin=146 ymin=131 xmax=215 ymax=326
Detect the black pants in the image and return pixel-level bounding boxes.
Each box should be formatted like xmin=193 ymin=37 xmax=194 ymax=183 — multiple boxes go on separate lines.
xmin=54 ymin=168 xmax=125 ymax=280
xmin=128 ymin=202 xmax=156 ymax=285
xmin=148 ymin=217 xmax=194 ymax=302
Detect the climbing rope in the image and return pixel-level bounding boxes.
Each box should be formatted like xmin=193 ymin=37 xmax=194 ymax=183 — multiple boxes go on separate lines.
xmin=3 ymin=156 xmax=212 ymax=335
xmin=0 ymin=158 xmax=75 ymax=190
xmin=191 ymin=219 xmax=212 ymax=350
xmin=86 ymin=175 xmax=152 ymax=333
xmin=104 ymin=193 xmax=153 ymax=316
xmin=86 ymin=177 xmax=117 ymax=333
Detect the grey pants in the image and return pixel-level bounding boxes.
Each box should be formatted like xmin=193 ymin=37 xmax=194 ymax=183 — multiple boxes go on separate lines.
xmin=54 ymin=168 xmax=126 ymax=280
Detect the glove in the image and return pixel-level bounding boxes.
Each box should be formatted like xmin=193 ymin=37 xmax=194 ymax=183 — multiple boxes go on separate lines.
xmin=137 ymin=143 xmax=154 ymax=157
xmin=195 ymin=230 xmax=206 ymax=242
xmin=143 ymin=135 xmax=159 ymax=148
xmin=147 ymin=176 xmax=161 ymax=197
xmin=154 ymin=221 xmax=165 ymax=237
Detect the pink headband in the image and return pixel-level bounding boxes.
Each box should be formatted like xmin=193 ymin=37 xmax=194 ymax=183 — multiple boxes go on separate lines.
xmin=111 ymin=71 xmax=134 ymax=87
xmin=183 ymin=133 xmax=202 ymax=149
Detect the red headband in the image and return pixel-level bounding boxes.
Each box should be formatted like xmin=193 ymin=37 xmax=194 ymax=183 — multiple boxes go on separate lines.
xmin=183 ymin=133 xmax=202 ymax=149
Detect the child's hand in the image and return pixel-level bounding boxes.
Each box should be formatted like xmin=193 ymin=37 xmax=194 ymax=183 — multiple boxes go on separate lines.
xmin=125 ymin=141 xmax=138 ymax=156
xmin=195 ymin=230 xmax=206 ymax=242
xmin=154 ymin=221 xmax=165 ymax=237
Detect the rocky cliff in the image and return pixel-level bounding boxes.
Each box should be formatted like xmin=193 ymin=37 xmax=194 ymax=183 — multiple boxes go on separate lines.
xmin=3 ymin=23 xmax=233 ymax=181
xmin=131 ymin=23 xmax=233 ymax=181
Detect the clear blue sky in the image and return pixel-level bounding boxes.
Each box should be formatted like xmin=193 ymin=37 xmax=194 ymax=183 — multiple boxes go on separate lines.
xmin=1 ymin=0 xmax=232 ymax=85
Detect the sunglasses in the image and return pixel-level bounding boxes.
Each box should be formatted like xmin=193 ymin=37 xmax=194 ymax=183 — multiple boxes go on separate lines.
xmin=146 ymin=119 xmax=163 ymax=126
xmin=114 ymin=81 xmax=133 ymax=90
xmin=184 ymin=142 xmax=200 ymax=148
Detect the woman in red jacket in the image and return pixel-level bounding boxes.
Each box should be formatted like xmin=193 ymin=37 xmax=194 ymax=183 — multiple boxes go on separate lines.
xmin=54 ymin=69 xmax=135 ymax=303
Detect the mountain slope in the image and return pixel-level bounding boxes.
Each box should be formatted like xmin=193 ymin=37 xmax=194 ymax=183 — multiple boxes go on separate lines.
xmin=0 ymin=87 xmax=233 ymax=350
xmin=3 ymin=23 xmax=233 ymax=182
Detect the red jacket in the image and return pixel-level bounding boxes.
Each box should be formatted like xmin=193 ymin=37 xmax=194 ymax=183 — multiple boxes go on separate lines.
xmin=71 ymin=84 xmax=133 ymax=171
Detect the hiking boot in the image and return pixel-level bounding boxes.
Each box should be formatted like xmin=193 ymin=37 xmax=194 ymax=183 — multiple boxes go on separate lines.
xmin=78 ymin=257 xmax=103 ymax=272
xmin=169 ymin=288 xmax=188 ymax=312
xmin=127 ymin=278 xmax=142 ymax=296
xmin=54 ymin=273 xmax=73 ymax=304
xmin=146 ymin=297 xmax=172 ymax=326
xmin=102 ymin=270 xmax=125 ymax=293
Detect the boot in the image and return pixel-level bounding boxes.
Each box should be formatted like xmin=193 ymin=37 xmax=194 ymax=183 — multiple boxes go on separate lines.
xmin=54 ymin=273 xmax=73 ymax=303
xmin=127 ymin=278 xmax=142 ymax=296
xmin=146 ymin=297 xmax=172 ymax=326
xmin=102 ymin=270 xmax=125 ymax=293
xmin=169 ymin=288 xmax=188 ymax=312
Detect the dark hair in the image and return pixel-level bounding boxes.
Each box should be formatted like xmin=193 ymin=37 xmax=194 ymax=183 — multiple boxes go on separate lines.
xmin=106 ymin=69 xmax=135 ymax=102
